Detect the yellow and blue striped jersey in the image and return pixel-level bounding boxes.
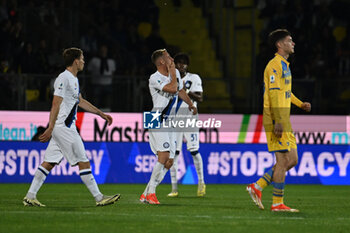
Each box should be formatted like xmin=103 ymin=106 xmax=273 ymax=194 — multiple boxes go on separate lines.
xmin=263 ymin=53 xmax=302 ymax=126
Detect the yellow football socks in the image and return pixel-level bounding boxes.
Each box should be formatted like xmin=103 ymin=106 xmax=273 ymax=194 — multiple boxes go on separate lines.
xmin=256 ymin=168 xmax=274 ymax=190
xmin=272 ymin=182 xmax=285 ymax=205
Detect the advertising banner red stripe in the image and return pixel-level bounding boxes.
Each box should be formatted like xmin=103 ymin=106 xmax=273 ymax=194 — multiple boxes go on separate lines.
xmin=76 ymin=112 xmax=85 ymax=132
xmin=252 ymin=114 xmax=263 ymax=143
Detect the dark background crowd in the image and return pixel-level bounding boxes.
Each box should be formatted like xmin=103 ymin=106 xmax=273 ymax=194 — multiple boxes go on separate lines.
xmin=256 ymin=0 xmax=350 ymax=80
xmin=255 ymin=0 xmax=350 ymax=114
xmin=0 ymin=0 xmax=165 ymax=76
xmin=0 ymin=0 xmax=349 ymax=114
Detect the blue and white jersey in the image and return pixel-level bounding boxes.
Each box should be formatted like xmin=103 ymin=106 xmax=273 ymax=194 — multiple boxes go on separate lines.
xmin=176 ymin=72 xmax=202 ymax=116
xmin=53 ymin=70 xmax=80 ymax=128
xmin=149 ymin=69 xmax=183 ymax=122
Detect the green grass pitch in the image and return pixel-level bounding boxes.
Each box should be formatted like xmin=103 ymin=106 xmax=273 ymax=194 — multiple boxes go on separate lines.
xmin=0 ymin=184 xmax=349 ymax=233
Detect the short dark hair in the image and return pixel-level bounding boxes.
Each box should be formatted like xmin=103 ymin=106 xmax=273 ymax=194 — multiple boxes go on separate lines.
xmin=174 ymin=53 xmax=190 ymax=65
xmin=268 ymin=29 xmax=291 ymax=51
xmin=63 ymin=48 xmax=83 ymax=67
xmin=151 ymin=49 xmax=166 ymax=65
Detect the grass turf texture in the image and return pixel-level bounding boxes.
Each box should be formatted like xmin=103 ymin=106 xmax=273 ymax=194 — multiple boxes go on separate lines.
xmin=0 ymin=184 xmax=349 ymax=233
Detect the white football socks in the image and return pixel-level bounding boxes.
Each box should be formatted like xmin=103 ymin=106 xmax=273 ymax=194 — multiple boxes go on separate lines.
xmin=148 ymin=162 xmax=164 ymax=194
xmin=79 ymin=168 xmax=103 ymax=202
xmin=143 ymin=165 xmax=169 ymax=196
xmin=157 ymin=167 xmax=169 ymax=186
xmin=170 ymin=154 xmax=179 ymax=192
xmin=143 ymin=182 xmax=150 ymax=196
xmin=192 ymin=152 xmax=205 ymax=184
xmin=26 ymin=165 xmax=49 ymax=199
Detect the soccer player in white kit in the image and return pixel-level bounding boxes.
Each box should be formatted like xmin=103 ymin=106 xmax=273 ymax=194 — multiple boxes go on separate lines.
xmin=168 ymin=53 xmax=206 ymax=197
xmin=140 ymin=49 xmax=197 ymax=204
xmin=23 ymin=48 xmax=120 ymax=207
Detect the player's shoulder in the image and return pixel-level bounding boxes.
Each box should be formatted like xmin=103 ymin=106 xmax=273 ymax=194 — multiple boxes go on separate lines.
xmin=187 ymin=72 xmax=201 ymax=81
xmin=59 ymin=69 xmax=74 ymax=78
xmin=187 ymin=72 xmax=201 ymax=78
xmin=55 ymin=70 xmax=69 ymax=82
xmin=266 ymin=57 xmax=282 ymax=71
xmin=150 ymin=71 xmax=161 ymax=80
xmin=149 ymin=71 xmax=166 ymax=84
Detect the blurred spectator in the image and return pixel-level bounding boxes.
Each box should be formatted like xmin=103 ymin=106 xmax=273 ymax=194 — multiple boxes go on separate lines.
xmin=144 ymin=27 xmax=166 ymax=53
xmin=88 ymin=44 xmax=116 ymax=82
xmin=80 ymin=28 xmax=98 ymax=58
xmin=17 ymin=42 xmax=39 ymax=74
xmin=0 ymin=20 xmax=12 ymax=59
xmin=0 ymin=55 xmax=9 ymax=73
xmin=0 ymin=0 xmax=8 ymax=22
xmin=87 ymin=44 xmax=116 ymax=110
xmin=37 ymin=39 xmax=50 ymax=74
xmin=338 ymin=34 xmax=350 ymax=76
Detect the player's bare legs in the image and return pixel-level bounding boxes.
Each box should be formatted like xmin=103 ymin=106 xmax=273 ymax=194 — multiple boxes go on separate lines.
xmin=247 ymin=148 xmax=298 ymax=210
xmin=271 ymin=149 xmax=299 ymax=212
xmin=41 ymin=161 xmax=55 ymax=171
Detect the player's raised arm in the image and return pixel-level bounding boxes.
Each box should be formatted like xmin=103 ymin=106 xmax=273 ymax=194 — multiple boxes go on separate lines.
xmin=162 ymin=60 xmax=177 ymax=93
xmin=78 ymin=94 xmax=113 ymax=125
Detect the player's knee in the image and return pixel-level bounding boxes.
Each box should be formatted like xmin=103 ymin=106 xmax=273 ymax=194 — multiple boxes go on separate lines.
xmin=288 ymin=158 xmax=298 ymax=169
xmin=165 ymin=159 xmax=174 ymax=169
xmin=190 ymin=150 xmax=198 ymax=156
xmin=41 ymin=162 xmax=55 ymax=171
xmin=78 ymin=161 xmax=91 ymax=170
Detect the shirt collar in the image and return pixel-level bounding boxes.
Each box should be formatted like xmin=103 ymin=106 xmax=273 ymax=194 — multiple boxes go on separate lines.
xmin=275 ymin=53 xmax=289 ymax=65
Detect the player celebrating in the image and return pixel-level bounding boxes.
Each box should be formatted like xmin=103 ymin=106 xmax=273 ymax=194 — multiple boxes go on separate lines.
xmin=246 ymin=29 xmax=311 ymax=212
xmin=140 ymin=49 xmax=197 ymax=204
xmin=167 ymin=53 xmax=206 ymax=197
xmin=23 ymin=48 xmax=120 ymax=207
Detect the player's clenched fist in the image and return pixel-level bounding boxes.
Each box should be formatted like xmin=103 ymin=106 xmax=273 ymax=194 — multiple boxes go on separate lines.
xmin=301 ymin=102 xmax=311 ymax=112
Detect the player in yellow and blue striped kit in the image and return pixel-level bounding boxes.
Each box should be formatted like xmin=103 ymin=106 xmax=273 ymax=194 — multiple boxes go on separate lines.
xmin=247 ymin=29 xmax=311 ymax=212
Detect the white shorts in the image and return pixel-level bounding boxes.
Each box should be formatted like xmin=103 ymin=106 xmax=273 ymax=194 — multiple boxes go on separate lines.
xmin=176 ymin=131 xmax=200 ymax=152
xmin=44 ymin=125 xmax=89 ymax=166
xmin=148 ymin=129 xmax=176 ymax=159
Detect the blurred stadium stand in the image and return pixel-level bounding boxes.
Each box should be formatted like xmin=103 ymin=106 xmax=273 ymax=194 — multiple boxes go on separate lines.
xmin=0 ymin=0 xmax=349 ymax=114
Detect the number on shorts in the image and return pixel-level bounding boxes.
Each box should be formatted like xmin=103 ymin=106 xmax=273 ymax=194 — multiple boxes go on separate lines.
xmin=191 ymin=134 xmax=197 ymax=142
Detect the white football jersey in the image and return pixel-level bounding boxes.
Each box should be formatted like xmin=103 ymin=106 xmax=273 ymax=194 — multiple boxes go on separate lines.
xmin=176 ymin=72 xmax=203 ymax=115
xmin=53 ymin=70 xmax=80 ymax=128
xmin=149 ymin=69 xmax=183 ymax=122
